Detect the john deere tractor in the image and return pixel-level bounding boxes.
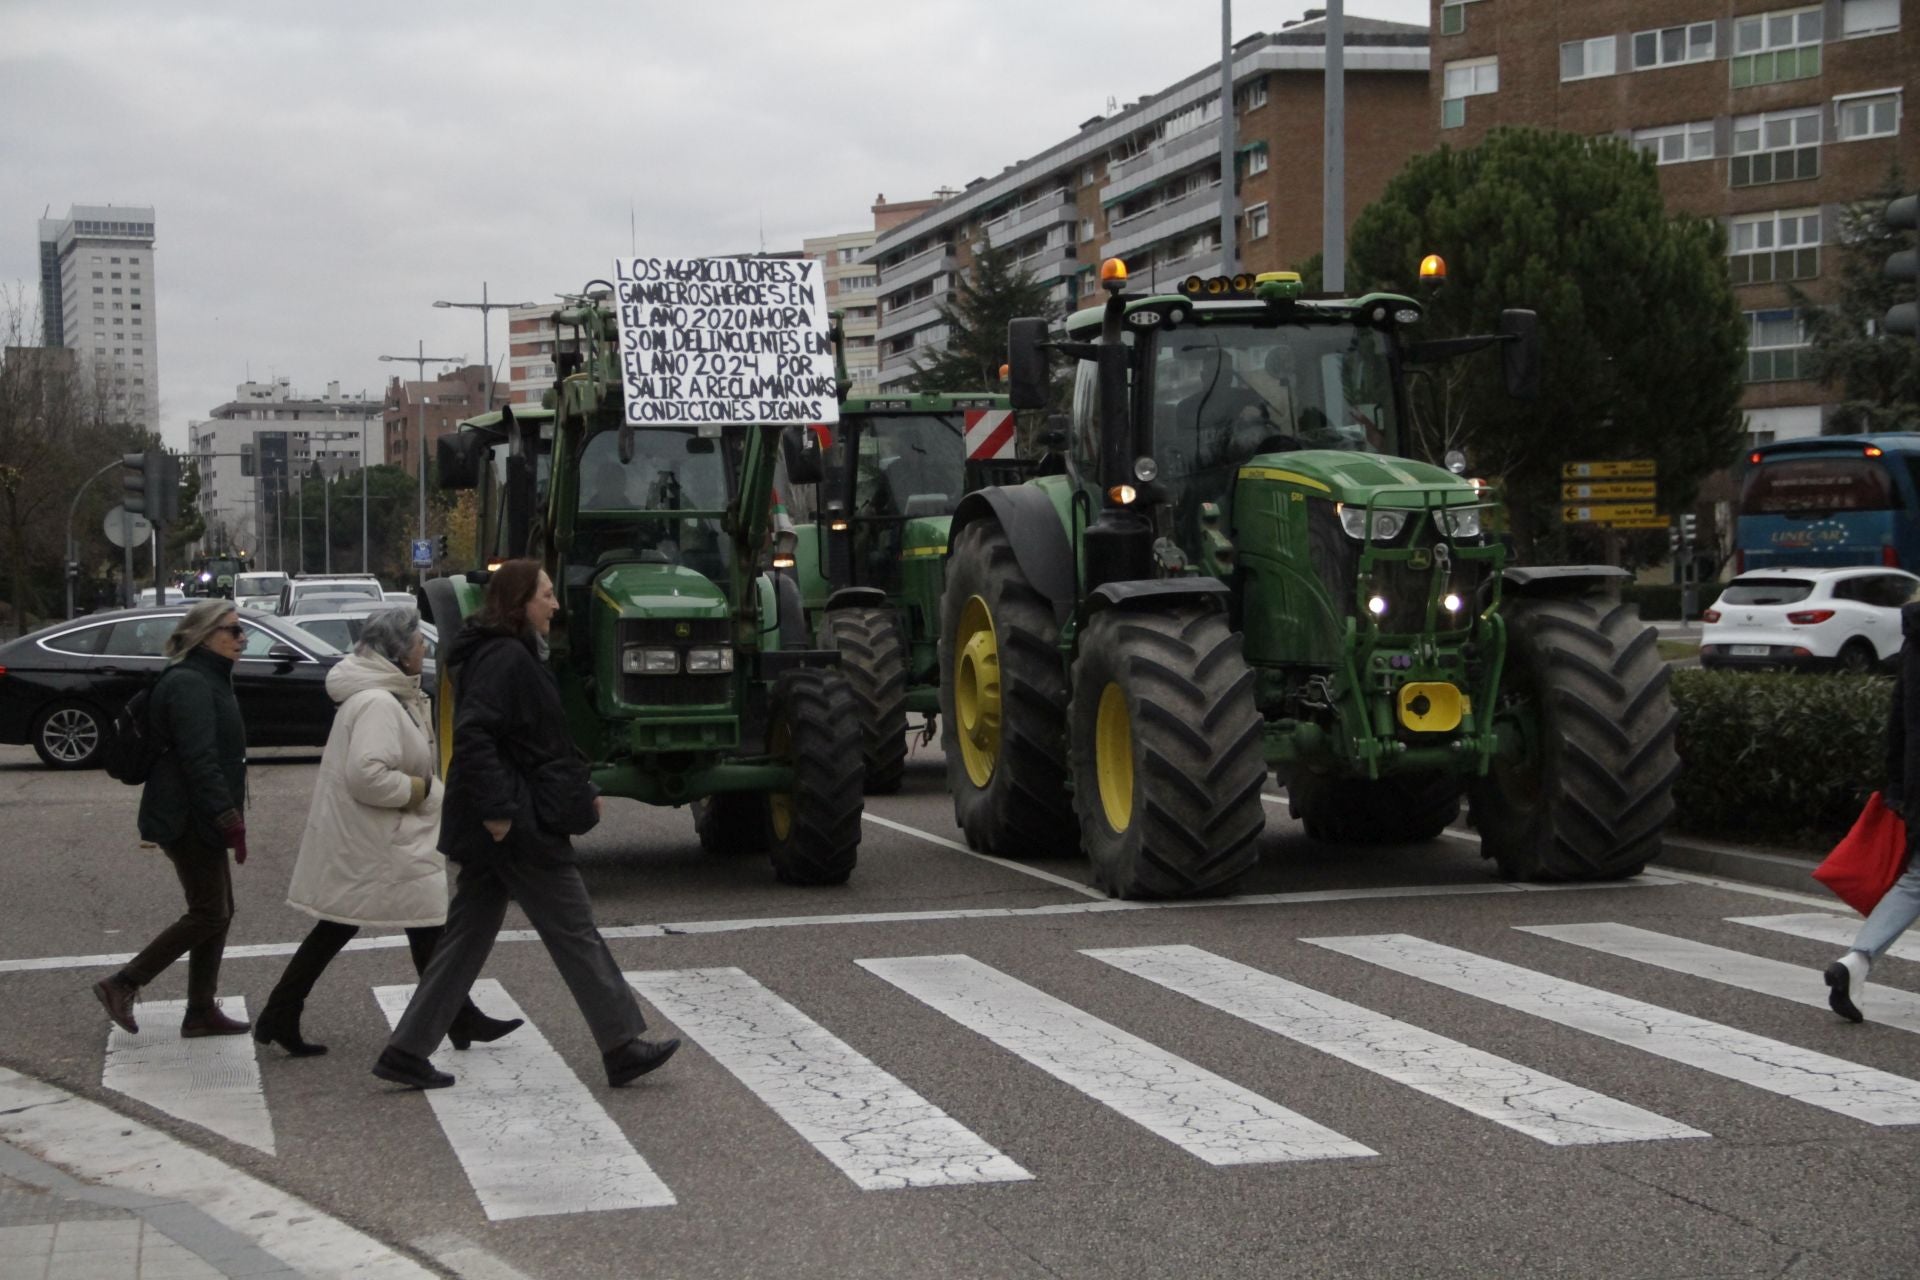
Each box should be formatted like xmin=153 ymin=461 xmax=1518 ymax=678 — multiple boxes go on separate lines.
xmin=940 ymin=260 xmax=1676 ymax=898
xmin=790 ymin=388 xmax=1016 ymax=792
xmin=428 ymin=290 xmax=864 ymax=885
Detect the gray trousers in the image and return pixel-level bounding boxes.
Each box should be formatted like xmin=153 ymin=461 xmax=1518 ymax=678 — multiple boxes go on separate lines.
xmin=1853 ymin=859 xmax=1920 ymax=961
xmin=387 ymin=853 xmax=645 ymax=1057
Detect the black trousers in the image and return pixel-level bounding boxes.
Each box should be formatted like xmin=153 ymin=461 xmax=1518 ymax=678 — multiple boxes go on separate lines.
xmin=262 ymin=921 xmax=450 ymax=1021
xmin=121 ymin=830 xmax=233 ymax=1007
xmin=389 ymin=853 xmax=645 ymax=1058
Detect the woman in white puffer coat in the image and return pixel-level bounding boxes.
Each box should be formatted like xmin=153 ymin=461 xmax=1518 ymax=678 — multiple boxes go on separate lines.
xmin=253 ymin=606 xmax=520 ymax=1057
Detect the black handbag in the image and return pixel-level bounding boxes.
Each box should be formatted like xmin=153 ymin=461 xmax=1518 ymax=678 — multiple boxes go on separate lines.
xmin=519 ymin=748 xmax=600 ymax=837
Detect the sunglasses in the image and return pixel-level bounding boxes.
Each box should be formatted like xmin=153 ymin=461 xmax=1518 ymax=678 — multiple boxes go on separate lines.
xmin=215 ymin=624 xmax=246 ymax=638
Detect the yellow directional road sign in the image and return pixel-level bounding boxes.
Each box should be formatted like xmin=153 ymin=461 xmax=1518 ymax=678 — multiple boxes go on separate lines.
xmin=1562 ymin=459 xmax=1657 ymax=480
xmin=1563 ymin=502 xmax=1658 ymax=524
xmin=1562 ymin=481 xmax=1657 ymax=501
xmin=1599 ymin=516 xmax=1671 ymax=530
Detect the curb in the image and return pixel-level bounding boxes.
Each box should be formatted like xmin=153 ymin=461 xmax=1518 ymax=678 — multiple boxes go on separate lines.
xmin=1653 ymin=836 xmax=1825 ymax=896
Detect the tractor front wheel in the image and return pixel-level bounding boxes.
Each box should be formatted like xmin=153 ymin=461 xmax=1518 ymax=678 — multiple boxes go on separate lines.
xmin=821 ymin=606 xmax=909 ymax=795
xmin=1068 ymin=605 xmax=1266 ymax=898
xmin=1469 ymin=591 xmax=1678 ymax=881
xmin=765 ymin=667 xmax=865 ymax=885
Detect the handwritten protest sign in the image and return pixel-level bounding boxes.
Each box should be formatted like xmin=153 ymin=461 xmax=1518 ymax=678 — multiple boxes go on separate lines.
xmin=613 ymin=257 xmax=840 ymax=427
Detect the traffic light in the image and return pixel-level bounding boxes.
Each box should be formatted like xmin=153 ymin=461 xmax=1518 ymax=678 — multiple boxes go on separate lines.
xmin=1887 ymin=193 xmax=1918 ymax=338
xmin=121 ymin=450 xmax=181 ymax=523
xmin=1679 ymin=513 xmax=1698 ymax=544
xmin=120 ymin=452 xmax=152 ymax=517
xmin=435 ymin=534 xmax=449 ymax=561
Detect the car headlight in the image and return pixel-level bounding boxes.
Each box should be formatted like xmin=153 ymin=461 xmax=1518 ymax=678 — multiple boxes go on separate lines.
xmin=1338 ymin=504 xmax=1407 ymax=542
xmin=621 ymin=647 xmax=680 ymax=674
xmin=1437 ymin=507 xmax=1482 ymax=539
xmin=685 ymin=647 xmax=734 ymax=673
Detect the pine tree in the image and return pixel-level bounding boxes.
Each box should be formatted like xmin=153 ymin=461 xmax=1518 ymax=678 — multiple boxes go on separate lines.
xmin=1789 ymin=168 xmax=1920 ymax=434
xmin=909 ymin=242 xmax=1062 ymax=393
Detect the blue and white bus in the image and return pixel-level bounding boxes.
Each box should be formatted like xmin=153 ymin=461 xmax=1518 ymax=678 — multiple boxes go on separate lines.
xmin=1736 ymin=433 xmax=1920 ymax=574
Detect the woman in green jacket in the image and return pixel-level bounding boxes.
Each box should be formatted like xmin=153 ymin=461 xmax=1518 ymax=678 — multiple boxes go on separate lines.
xmin=92 ymin=600 xmax=253 ymax=1038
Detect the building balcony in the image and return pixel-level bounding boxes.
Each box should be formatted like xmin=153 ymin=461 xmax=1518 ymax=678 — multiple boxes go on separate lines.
xmin=877 ymin=243 xmax=956 ymax=293
xmin=1103 ymin=189 xmax=1224 ymax=261
xmin=1012 ymin=241 xmax=1081 ymax=285
xmin=878 ymin=325 xmax=951 ymax=385
xmin=1100 ymin=120 xmax=1222 ymax=207
xmin=875 ymin=293 xmax=948 ymax=343
xmin=982 ymin=190 xmax=1077 ymax=251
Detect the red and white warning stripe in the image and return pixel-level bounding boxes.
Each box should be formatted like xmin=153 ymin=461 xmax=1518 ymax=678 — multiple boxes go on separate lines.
xmin=965 ymin=409 xmax=1016 ymax=461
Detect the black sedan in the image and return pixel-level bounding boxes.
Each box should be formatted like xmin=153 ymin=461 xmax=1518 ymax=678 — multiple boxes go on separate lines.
xmin=0 ymin=607 xmax=344 ymax=769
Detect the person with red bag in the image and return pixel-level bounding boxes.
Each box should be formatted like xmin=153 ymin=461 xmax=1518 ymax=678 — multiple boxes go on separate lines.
xmin=1825 ymin=602 xmax=1920 ymax=1023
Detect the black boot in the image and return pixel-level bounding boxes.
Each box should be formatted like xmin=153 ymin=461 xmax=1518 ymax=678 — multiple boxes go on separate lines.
xmin=372 ymin=1046 xmax=454 ymax=1090
xmin=253 ymin=1002 xmax=328 ymax=1057
xmin=448 ymin=1003 xmax=523 ymax=1051
xmin=181 ymin=1003 xmax=252 ymax=1038
xmin=92 ymin=972 xmax=139 ymax=1035
xmin=603 ymin=1036 xmax=680 ymax=1087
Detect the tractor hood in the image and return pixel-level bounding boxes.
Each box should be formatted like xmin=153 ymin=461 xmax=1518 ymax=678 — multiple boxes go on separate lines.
xmin=1243 ymin=450 xmax=1477 ymax=507
xmin=593 ymin=561 xmax=731 ymax=619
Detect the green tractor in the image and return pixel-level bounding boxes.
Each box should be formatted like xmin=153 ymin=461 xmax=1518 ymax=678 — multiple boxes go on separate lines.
xmin=790 ymin=389 xmax=1018 ymax=793
xmin=427 ymin=291 xmax=865 ymax=885
xmin=941 ymin=261 xmax=1676 ymax=898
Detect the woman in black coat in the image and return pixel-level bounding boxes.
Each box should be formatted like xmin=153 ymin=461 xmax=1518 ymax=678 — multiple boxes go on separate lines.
xmin=373 ymin=560 xmax=679 ymax=1089
xmin=92 ymin=601 xmax=253 ymax=1038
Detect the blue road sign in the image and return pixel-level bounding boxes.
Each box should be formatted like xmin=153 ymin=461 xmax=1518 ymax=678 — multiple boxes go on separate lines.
xmin=411 ymin=538 xmax=434 ymax=567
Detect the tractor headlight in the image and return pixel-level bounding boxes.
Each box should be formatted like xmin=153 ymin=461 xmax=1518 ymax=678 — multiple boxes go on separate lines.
xmin=1437 ymin=507 xmax=1482 ymax=539
xmin=685 ymin=647 xmax=734 ymax=674
xmin=1338 ymin=504 xmax=1407 ymax=542
xmin=772 ymin=528 xmax=798 ymax=570
xmin=621 ymin=647 xmax=680 ymax=674
xmin=1133 ymin=455 xmax=1159 ymax=483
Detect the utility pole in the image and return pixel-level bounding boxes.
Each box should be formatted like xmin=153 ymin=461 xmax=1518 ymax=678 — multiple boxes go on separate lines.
xmin=1323 ymin=0 xmax=1347 ymax=293
xmin=1217 ymin=0 xmax=1237 ymax=275
xmin=378 ymin=341 xmax=463 ymax=584
xmin=434 ymin=283 xmax=536 ymax=412
xmin=361 ymin=393 xmax=370 ymax=573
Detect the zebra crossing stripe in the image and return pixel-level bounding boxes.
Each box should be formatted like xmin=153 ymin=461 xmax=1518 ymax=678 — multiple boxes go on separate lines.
xmin=624 ymin=967 xmax=1032 ymax=1190
xmin=859 ymin=954 xmax=1374 ymax=1165
xmin=1307 ymin=934 xmax=1920 ymax=1126
xmin=1085 ymin=944 xmax=1705 ymax=1147
xmin=1521 ymin=923 xmax=1920 ymax=1035
xmin=101 ymin=997 xmax=275 ymax=1155
xmin=373 ymin=980 xmax=675 ymax=1219
xmin=1728 ymin=913 xmax=1920 ymax=964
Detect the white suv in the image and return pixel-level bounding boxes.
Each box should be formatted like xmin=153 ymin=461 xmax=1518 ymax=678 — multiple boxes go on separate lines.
xmin=1700 ymin=567 xmax=1920 ymax=673
xmin=275 ymin=575 xmax=384 ymax=616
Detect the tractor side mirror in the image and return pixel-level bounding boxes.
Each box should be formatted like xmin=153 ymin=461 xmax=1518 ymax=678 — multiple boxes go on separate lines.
xmin=436 ymin=432 xmax=487 ymax=491
xmin=1007 ymin=317 xmax=1051 ymax=411
xmin=782 ymin=426 xmax=824 ymax=485
xmin=1499 ymin=309 xmax=1540 ymax=401
xmin=1039 ymin=412 xmax=1071 ymax=451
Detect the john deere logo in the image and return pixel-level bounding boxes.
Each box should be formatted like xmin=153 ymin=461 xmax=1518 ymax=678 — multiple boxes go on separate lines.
xmin=1410 ymin=549 xmax=1432 ymax=570
xmin=674 ymin=622 xmax=691 ymax=638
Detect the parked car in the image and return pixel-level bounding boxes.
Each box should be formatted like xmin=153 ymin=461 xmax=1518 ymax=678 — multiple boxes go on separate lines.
xmin=234 ymin=571 xmax=289 ymax=612
xmin=290 ymin=592 xmax=386 ymax=616
xmin=275 ymin=575 xmax=383 ymax=616
xmin=1699 ymin=567 xmax=1920 ymax=673
xmin=0 ymin=607 xmax=344 ymax=769
xmin=285 ymin=614 xmax=437 ymax=688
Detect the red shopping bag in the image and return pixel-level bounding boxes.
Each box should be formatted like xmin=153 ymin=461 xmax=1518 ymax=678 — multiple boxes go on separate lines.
xmin=1813 ymin=792 xmax=1910 ymax=916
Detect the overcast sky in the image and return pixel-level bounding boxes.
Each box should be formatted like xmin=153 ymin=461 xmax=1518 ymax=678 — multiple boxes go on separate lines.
xmin=2 ymin=0 xmax=1428 ymax=447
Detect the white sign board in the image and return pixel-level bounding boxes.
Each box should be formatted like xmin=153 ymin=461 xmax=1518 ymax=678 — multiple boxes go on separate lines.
xmin=613 ymin=257 xmax=839 ymax=428
xmin=103 ymin=505 xmax=154 ymax=549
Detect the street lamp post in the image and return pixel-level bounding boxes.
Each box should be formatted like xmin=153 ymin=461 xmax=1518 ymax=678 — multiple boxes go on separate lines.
xmin=434 ymin=282 xmax=537 ymax=412
xmin=378 ymin=341 xmax=462 ymax=584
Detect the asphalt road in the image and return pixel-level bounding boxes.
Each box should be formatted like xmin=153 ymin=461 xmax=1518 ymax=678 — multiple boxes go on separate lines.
xmin=0 ymin=740 xmax=1913 ymax=1279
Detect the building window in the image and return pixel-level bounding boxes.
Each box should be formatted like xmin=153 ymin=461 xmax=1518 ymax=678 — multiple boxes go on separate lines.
xmin=1245 ymin=203 xmax=1270 ymax=239
xmin=1560 ymin=36 xmax=1617 ymax=81
xmin=1633 ymin=121 xmax=1715 ymax=164
xmin=1440 ymin=1 xmax=1466 ymax=36
xmin=1732 ymin=108 xmax=1822 ymax=186
xmin=1442 ymin=57 xmax=1498 ymax=128
xmin=1732 ymin=8 xmax=1824 ymax=87
xmin=1246 ymin=146 xmax=1269 ymax=176
xmin=1834 ymin=90 xmax=1901 ymax=140
xmin=1842 ymin=0 xmax=1899 ymax=35
xmin=1632 ymin=22 xmax=1715 ymax=69
xmin=1745 ymin=309 xmax=1810 ymax=382
xmin=1237 ymin=78 xmax=1267 ymax=112
xmin=1729 ymin=209 xmax=1821 ymax=284
xmin=1080 ymin=217 xmax=1095 ymax=241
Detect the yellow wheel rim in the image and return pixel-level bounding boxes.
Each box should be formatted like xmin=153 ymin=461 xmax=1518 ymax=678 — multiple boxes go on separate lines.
xmin=769 ymin=716 xmax=793 ymax=842
xmin=1095 ymin=681 xmax=1133 ymax=832
xmin=953 ymin=596 xmax=1002 ymax=789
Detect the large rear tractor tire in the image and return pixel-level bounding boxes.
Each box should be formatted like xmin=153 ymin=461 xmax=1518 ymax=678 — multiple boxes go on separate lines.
xmin=1286 ymin=771 xmax=1461 ymax=844
xmin=820 ymin=606 xmax=909 ymax=795
xmin=765 ymin=667 xmax=865 ymax=886
xmin=1469 ymin=591 xmax=1679 ymax=881
xmin=1068 ymin=606 xmax=1266 ymax=898
xmin=939 ymin=518 xmax=1076 ymax=856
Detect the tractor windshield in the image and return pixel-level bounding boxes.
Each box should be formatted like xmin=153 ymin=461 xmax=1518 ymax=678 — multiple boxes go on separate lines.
xmin=848 ymin=413 xmax=966 ymax=593
xmin=573 ymin=427 xmax=733 ymax=581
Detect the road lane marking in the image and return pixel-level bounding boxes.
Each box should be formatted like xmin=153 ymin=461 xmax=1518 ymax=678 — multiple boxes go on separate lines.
xmin=1728 ymin=912 xmax=1920 ymax=963
xmin=1308 ymin=933 xmax=1920 ymax=1126
xmin=1647 ymin=869 xmax=1838 ymax=908
xmin=624 ymin=966 xmax=1032 ymax=1190
xmin=862 ymin=812 xmax=1106 ymax=898
xmin=372 ymin=980 xmax=675 ymax=1219
xmin=0 ymin=878 xmax=1674 ymax=975
xmin=1522 ymin=922 xmax=1920 ymax=1034
xmin=101 ymin=996 xmax=274 ymax=1155
xmin=0 ymin=1067 xmax=436 ymax=1278
xmin=1086 ymin=944 xmax=1705 ymax=1147
xmin=859 ymin=953 xmax=1374 ymax=1165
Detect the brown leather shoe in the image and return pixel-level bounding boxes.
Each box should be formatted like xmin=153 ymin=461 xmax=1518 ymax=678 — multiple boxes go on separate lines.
xmin=92 ymin=974 xmax=139 ymax=1035
xmin=180 ymin=1004 xmax=252 ymax=1037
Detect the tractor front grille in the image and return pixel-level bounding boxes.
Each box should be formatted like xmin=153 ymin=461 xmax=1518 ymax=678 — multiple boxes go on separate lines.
xmin=618 ymin=617 xmax=734 ymax=706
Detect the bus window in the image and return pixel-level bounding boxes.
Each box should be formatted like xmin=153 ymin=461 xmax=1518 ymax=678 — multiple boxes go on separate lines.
xmin=1741 ymin=458 xmax=1896 ymax=514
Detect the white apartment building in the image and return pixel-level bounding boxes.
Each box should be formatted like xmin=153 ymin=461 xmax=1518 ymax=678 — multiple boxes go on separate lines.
xmin=36 ymin=203 xmax=160 ymax=432
xmin=802 ymin=229 xmax=881 ymax=392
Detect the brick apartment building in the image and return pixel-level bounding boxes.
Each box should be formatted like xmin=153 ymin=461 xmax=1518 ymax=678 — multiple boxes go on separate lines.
xmin=865 ymin=16 xmax=1431 ymax=388
xmin=383 ymin=364 xmax=491 ymax=480
xmin=1433 ymin=0 xmax=1918 ymax=445
xmin=802 ymin=194 xmax=944 ymax=394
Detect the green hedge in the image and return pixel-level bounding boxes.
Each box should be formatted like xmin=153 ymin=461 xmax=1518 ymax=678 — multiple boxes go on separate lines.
xmin=1669 ymin=668 xmax=1889 ymax=846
